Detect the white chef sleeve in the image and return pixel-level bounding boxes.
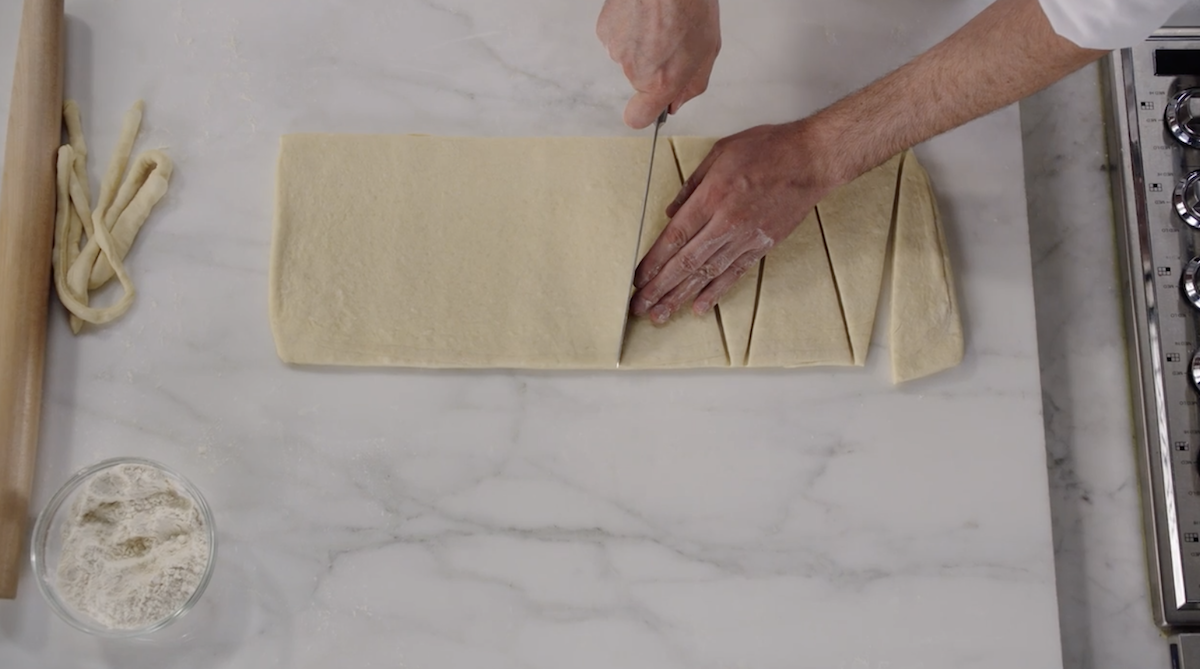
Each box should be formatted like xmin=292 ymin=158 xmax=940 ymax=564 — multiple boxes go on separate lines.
xmin=1038 ymin=0 xmax=1190 ymax=49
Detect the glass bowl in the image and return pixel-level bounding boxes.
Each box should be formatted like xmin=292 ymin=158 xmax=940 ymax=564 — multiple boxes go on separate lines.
xmin=30 ymin=457 xmax=217 ymax=637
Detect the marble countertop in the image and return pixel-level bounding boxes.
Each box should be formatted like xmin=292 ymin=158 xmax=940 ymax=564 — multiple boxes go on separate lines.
xmin=1022 ymin=65 xmax=1172 ymax=668
xmin=0 ymin=1 xmax=1062 ymax=667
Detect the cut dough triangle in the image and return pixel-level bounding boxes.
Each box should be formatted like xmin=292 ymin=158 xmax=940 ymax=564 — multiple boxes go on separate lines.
xmin=815 ymin=152 xmax=903 ymax=365
xmin=746 ymin=211 xmax=853 ymax=368
xmin=890 ymin=150 xmax=963 ymax=383
xmin=668 ymin=136 xmax=760 ymax=366
xmin=619 ymin=138 xmax=727 ymax=368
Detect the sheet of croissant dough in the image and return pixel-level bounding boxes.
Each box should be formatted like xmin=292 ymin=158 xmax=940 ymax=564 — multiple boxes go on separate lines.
xmin=272 ymin=134 xmax=679 ymax=368
xmin=272 ymin=134 xmax=960 ymax=379
xmin=815 ymin=153 xmax=903 ymax=366
xmin=746 ymin=211 xmax=853 ymax=368
xmin=669 ymin=136 xmax=761 ymax=367
xmin=890 ymin=150 xmax=964 ymax=382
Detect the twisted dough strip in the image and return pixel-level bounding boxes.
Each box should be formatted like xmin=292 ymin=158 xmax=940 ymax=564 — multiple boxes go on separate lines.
xmin=51 ymin=101 xmax=173 ymax=333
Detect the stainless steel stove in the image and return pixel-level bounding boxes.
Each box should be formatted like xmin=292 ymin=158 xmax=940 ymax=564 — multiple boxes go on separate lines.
xmin=1107 ymin=24 xmax=1200 ymax=667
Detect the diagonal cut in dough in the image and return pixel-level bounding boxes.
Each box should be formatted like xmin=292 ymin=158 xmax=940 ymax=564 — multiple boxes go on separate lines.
xmin=746 ymin=211 xmax=853 ymax=368
xmin=889 ymin=150 xmax=963 ymax=383
xmin=618 ymin=139 xmax=728 ymax=368
xmin=668 ymin=136 xmax=761 ymax=366
xmin=815 ymin=152 xmax=903 ymax=366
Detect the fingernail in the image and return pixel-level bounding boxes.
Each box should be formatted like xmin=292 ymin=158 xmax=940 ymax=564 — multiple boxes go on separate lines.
xmin=650 ymin=305 xmax=670 ymax=323
xmin=695 ymin=300 xmax=711 ymax=315
xmin=630 ymin=296 xmax=652 ymax=315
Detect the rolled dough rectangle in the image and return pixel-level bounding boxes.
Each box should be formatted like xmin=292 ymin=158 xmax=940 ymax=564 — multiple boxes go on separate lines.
xmin=271 ymin=134 xmax=676 ymax=369
xmin=270 ymin=134 xmax=961 ymax=381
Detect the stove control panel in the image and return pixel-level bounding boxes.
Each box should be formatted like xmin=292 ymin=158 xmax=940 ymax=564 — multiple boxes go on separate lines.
xmin=1108 ymin=30 xmax=1200 ymax=628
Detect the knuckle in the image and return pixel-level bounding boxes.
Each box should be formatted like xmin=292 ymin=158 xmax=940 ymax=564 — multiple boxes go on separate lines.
xmin=662 ymin=225 xmax=691 ymax=250
xmin=644 ymin=69 xmax=673 ymax=95
xmin=736 ymin=253 xmax=761 ymax=273
xmin=677 ymin=254 xmax=701 ymax=274
xmin=730 ymin=174 xmax=753 ymax=195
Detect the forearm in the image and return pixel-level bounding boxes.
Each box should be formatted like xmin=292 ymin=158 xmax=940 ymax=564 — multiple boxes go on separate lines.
xmin=797 ymin=0 xmax=1104 ymax=188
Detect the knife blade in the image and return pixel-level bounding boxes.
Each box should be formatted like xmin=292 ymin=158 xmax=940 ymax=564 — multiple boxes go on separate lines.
xmin=616 ymin=108 xmax=669 ymax=366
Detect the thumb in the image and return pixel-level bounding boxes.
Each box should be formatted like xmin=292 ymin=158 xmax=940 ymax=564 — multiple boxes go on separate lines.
xmin=623 ymin=91 xmax=672 ymax=129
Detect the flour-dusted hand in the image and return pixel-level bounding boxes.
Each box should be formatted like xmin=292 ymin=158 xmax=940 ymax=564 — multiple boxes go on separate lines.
xmin=596 ymin=0 xmax=721 ymax=129
xmin=631 ymin=122 xmax=838 ymax=324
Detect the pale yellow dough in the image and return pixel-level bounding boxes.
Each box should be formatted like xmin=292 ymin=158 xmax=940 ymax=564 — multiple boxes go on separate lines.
xmin=815 ymin=153 xmax=903 ymax=365
xmin=52 ymin=101 xmax=173 ymax=333
xmin=890 ymin=150 xmax=964 ymax=382
xmin=273 ymin=134 xmax=672 ymax=368
xmin=746 ymin=212 xmax=853 ymax=368
xmin=618 ymin=138 xmax=727 ymax=369
xmin=270 ymin=135 xmax=961 ymax=380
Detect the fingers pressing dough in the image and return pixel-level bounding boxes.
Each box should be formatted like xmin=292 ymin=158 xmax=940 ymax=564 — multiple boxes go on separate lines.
xmin=669 ymin=136 xmax=762 ymax=367
xmin=619 ymin=137 xmax=728 ymax=369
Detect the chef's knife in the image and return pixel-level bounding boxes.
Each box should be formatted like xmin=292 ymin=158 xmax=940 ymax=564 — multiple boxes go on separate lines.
xmin=616 ymin=109 xmax=669 ymax=366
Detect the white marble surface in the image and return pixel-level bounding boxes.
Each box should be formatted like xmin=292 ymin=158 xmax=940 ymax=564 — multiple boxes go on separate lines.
xmin=0 ymin=1 xmax=1062 ymax=667
xmin=1022 ymin=65 xmax=1172 ymax=668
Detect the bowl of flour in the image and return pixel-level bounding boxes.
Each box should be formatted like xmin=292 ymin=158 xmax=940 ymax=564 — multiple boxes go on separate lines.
xmin=30 ymin=458 xmax=216 ymax=637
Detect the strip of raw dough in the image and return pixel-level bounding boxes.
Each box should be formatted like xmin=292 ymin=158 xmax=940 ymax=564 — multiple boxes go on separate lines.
xmin=70 ymin=101 xmax=153 ymax=292
xmin=619 ymin=138 xmax=728 ymax=368
xmin=272 ymin=134 xmax=665 ymax=369
xmin=668 ymin=136 xmax=762 ymax=366
xmin=746 ymin=211 xmax=853 ymax=367
xmin=52 ymin=101 xmax=173 ymax=332
xmin=890 ymin=150 xmax=963 ymax=383
xmin=815 ymin=152 xmax=903 ymax=365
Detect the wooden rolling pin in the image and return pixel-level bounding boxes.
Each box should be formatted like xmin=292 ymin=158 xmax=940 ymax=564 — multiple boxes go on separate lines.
xmin=0 ymin=0 xmax=64 ymax=599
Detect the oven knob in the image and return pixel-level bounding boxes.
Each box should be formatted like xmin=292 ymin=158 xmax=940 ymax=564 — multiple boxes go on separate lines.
xmin=1185 ymin=258 xmax=1200 ymax=309
xmin=1193 ymin=350 xmax=1200 ymax=393
xmin=1175 ymin=171 xmax=1200 ymax=229
xmin=1167 ymin=89 xmax=1200 ymax=148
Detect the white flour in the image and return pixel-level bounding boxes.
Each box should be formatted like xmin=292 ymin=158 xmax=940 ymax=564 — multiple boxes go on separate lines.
xmin=55 ymin=463 xmax=210 ymax=630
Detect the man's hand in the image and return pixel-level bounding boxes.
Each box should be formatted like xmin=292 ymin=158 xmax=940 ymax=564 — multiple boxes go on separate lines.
xmin=630 ymin=122 xmax=837 ymax=323
xmin=596 ymin=0 xmax=721 ymax=129
xmin=629 ymin=0 xmax=1104 ymax=323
